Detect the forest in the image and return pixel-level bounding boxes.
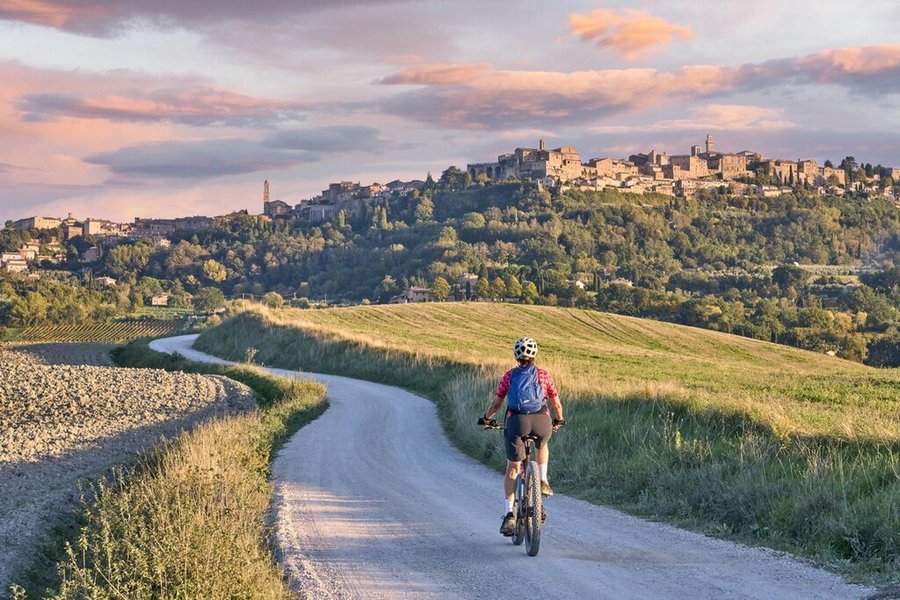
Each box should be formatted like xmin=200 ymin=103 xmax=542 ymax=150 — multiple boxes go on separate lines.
xmin=2 ymin=174 xmax=899 ymax=366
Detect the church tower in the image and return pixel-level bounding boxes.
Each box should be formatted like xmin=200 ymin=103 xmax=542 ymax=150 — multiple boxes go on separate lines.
xmin=263 ymin=180 xmax=270 ymax=202
xmin=705 ymin=134 xmax=714 ymax=155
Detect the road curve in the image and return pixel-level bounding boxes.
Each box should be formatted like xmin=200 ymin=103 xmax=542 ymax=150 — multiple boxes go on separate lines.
xmin=150 ymin=335 xmax=873 ymax=600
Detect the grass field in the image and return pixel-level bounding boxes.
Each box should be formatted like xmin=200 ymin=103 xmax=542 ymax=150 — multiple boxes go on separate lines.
xmin=197 ymin=303 xmax=900 ymax=583
xmin=13 ymin=319 xmax=187 ymax=343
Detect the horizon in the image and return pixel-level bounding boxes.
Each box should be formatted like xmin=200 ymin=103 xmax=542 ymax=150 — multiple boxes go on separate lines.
xmin=1 ymin=1 xmax=898 ymax=222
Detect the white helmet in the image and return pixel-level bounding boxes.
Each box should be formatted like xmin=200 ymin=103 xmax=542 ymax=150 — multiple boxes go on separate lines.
xmin=513 ymin=337 xmax=538 ymax=360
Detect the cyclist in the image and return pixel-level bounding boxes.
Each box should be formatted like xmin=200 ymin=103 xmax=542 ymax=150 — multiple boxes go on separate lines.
xmin=478 ymin=337 xmax=565 ymax=537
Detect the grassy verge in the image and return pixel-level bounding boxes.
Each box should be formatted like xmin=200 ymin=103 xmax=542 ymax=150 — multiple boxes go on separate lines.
xmin=1 ymin=327 xmax=23 ymax=342
xmin=12 ymin=340 xmax=326 ymax=599
xmin=196 ymin=306 xmax=900 ymax=585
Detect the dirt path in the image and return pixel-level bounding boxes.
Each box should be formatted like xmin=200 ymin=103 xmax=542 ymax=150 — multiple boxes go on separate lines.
xmin=152 ymin=335 xmax=875 ymax=600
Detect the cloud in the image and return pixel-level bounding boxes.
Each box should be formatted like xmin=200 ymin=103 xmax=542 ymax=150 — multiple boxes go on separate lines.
xmin=16 ymin=87 xmax=307 ymax=127
xmin=380 ymin=62 xmax=740 ymax=128
xmin=379 ymin=45 xmax=900 ymax=129
xmin=592 ymin=104 xmax=796 ymax=134
xmin=263 ymin=125 xmax=385 ymax=152
xmin=569 ymin=8 xmax=693 ymax=60
xmin=84 ymin=138 xmax=314 ymax=180
xmin=0 ymin=0 xmax=403 ymax=36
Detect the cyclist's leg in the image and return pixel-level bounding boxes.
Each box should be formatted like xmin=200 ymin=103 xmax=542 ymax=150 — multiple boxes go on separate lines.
xmin=531 ymin=412 xmax=554 ymax=493
xmin=502 ymin=414 xmax=526 ymax=531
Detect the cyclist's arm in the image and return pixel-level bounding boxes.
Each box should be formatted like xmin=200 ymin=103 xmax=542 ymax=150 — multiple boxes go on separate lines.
xmin=548 ymin=395 xmax=563 ymax=421
xmin=543 ymin=371 xmax=563 ymax=420
xmin=483 ymin=394 xmax=504 ymax=420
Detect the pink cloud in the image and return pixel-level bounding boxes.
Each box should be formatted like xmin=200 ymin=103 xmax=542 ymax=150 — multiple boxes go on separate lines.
xmin=0 ymin=0 xmax=111 ymax=30
xmin=380 ymin=62 xmax=741 ymax=128
xmin=591 ymin=104 xmax=796 ymax=134
xmin=795 ymin=44 xmax=900 ymax=81
xmin=380 ymin=44 xmax=900 ymax=129
xmin=569 ymin=8 xmax=694 ymax=60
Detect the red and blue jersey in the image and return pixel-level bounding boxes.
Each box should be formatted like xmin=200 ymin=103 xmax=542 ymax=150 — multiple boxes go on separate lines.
xmin=496 ymin=366 xmax=558 ymax=404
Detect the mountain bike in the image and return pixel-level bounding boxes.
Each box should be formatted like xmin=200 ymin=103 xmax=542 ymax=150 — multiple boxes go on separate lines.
xmin=483 ymin=422 xmax=543 ymax=556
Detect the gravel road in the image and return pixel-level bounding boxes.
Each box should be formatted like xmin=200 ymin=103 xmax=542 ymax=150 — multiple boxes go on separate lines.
xmin=0 ymin=343 xmax=254 ymax=590
xmin=154 ymin=335 xmax=875 ymax=600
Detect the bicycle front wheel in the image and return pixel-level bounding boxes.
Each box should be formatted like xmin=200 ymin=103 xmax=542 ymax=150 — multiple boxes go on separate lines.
xmin=524 ymin=461 xmax=542 ymax=556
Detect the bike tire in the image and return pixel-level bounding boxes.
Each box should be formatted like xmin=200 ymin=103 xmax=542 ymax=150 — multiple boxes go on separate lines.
xmin=512 ymin=476 xmax=525 ymax=545
xmin=524 ymin=461 xmax=542 ymax=556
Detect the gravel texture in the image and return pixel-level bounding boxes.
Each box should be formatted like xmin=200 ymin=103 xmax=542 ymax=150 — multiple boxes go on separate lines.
xmin=0 ymin=343 xmax=255 ymax=591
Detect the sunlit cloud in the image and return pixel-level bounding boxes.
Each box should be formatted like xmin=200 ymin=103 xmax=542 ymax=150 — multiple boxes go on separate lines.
xmin=380 ymin=44 xmax=900 ymax=129
xmin=569 ymin=8 xmax=694 ymax=60
xmin=591 ymin=104 xmax=796 ymax=134
xmin=17 ymin=88 xmax=308 ymax=127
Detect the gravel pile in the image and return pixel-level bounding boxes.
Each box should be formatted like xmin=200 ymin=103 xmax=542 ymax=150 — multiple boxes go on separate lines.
xmin=0 ymin=343 xmax=255 ymax=591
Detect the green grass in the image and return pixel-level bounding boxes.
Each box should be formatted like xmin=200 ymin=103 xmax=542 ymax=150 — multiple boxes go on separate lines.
xmin=12 ymin=341 xmax=327 ymax=599
xmin=1 ymin=327 xmax=23 ymax=342
xmin=196 ymin=304 xmax=900 ymax=584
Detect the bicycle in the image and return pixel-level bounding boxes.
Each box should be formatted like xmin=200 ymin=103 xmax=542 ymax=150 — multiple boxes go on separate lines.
xmin=483 ymin=422 xmax=543 ymax=556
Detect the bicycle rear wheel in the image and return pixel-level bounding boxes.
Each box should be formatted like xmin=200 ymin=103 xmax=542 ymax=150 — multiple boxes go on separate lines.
xmin=524 ymin=461 xmax=542 ymax=556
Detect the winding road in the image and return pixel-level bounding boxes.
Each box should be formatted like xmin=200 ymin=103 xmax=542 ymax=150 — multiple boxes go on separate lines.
xmin=150 ymin=335 xmax=873 ymax=600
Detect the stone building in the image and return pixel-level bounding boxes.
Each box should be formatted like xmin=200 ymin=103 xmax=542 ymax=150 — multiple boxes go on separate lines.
xmin=468 ymin=140 xmax=583 ymax=182
xmin=707 ymin=154 xmax=748 ymax=179
xmin=667 ymin=155 xmax=710 ymax=179
xmin=13 ymin=216 xmax=61 ymax=230
xmin=263 ymin=200 xmax=292 ymax=218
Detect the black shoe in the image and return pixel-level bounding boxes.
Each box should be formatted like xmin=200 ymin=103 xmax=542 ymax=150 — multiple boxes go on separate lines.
xmin=500 ymin=512 xmax=516 ymax=536
xmin=541 ymin=480 xmax=554 ymax=497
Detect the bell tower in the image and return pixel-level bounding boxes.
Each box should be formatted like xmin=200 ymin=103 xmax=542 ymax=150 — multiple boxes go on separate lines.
xmin=263 ymin=180 xmax=270 ymax=202
xmin=705 ymin=134 xmax=714 ymax=155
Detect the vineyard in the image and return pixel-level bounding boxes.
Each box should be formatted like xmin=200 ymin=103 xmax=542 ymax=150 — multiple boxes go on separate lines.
xmin=13 ymin=319 xmax=188 ymax=343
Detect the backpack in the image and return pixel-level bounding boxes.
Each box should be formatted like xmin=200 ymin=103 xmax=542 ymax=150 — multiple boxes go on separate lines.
xmin=506 ymin=364 xmax=545 ymax=414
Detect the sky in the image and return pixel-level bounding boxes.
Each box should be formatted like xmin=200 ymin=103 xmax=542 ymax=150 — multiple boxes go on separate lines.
xmin=0 ymin=0 xmax=898 ymax=222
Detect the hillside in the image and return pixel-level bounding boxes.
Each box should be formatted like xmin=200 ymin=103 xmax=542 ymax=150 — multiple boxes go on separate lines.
xmin=209 ymin=303 xmax=900 ymax=441
xmin=197 ymin=303 xmax=900 ymax=581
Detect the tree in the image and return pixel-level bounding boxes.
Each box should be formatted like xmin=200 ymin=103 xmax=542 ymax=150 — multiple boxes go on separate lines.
xmin=865 ymin=334 xmax=900 ymax=368
xmin=504 ymin=274 xmax=522 ymax=298
xmin=439 ymin=166 xmax=472 ymax=191
xmin=490 ymin=276 xmax=506 ymax=300
xmin=840 ymin=156 xmax=858 ymax=182
xmin=475 ymin=276 xmax=490 ymax=300
xmin=772 ymin=265 xmax=807 ymax=296
xmin=262 ymin=291 xmax=284 ymax=308
xmin=521 ymin=281 xmax=538 ymax=304
xmin=414 ymin=196 xmax=434 ymax=223
xmin=202 ymin=259 xmax=227 ymax=282
xmin=193 ymin=287 xmax=225 ymax=312
xmin=376 ymin=274 xmax=398 ymax=304
xmin=431 ymin=276 xmax=450 ymax=301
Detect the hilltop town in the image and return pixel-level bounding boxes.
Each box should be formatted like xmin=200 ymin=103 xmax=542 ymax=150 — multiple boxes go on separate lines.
xmin=3 ymin=135 xmax=897 ymax=276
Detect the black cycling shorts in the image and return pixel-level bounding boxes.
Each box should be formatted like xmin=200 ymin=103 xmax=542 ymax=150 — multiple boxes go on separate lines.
xmin=504 ymin=408 xmax=552 ymax=462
